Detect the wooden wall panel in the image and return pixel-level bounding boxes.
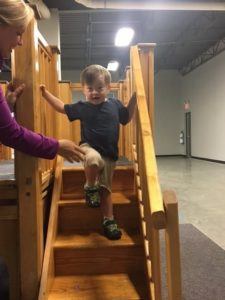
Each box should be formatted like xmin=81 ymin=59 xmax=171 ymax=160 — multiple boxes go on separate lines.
xmin=58 ymin=82 xmax=72 ymax=140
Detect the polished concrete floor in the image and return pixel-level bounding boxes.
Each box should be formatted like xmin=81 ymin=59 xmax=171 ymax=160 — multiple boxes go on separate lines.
xmin=157 ymin=157 xmax=225 ymax=250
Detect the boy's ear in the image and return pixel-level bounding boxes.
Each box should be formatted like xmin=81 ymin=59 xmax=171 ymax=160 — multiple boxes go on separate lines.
xmin=107 ymin=84 xmax=111 ymax=91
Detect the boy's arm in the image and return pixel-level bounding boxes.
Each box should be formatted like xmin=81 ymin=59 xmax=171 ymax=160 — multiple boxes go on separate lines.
xmin=126 ymin=92 xmax=137 ymax=122
xmin=40 ymin=85 xmax=65 ymax=114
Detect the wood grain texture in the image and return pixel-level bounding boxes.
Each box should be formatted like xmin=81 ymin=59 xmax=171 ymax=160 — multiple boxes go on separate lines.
xmin=48 ymin=273 xmax=148 ymax=300
xmin=38 ymin=157 xmax=63 ymax=300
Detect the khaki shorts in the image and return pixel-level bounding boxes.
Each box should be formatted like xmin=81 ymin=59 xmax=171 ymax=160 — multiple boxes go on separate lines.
xmin=80 ymin=143 xmax=116 ymax=192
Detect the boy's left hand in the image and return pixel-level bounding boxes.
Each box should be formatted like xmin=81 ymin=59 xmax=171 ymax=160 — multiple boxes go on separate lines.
xmin=6 ymin=82 xmax=25 ymax=112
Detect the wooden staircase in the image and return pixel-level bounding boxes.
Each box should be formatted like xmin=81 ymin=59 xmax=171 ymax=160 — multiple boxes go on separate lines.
xmin=47 ymin=164 xmax=149 ymax=299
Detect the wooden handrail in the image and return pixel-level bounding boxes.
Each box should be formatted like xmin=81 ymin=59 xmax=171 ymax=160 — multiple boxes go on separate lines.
xmin=38 ymin=156 xmax=63 ymax=300
xmin=131 ymin=45 xmax=165 ymax=229
xmin=130 ymin=44 xmax=181 ymax=300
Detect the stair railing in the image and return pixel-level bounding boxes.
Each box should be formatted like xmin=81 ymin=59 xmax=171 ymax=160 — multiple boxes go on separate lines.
xmin=38 ymin=156 xmax=63 ymax=300
xmin=130 ymin=45 xmax=182 ymax=300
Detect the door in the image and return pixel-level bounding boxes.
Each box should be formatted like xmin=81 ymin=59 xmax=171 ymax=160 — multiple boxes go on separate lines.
xmin=185 ymin=112 xmax=191 ymax=157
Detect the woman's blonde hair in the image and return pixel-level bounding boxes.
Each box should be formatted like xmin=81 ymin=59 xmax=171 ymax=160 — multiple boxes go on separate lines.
xmin=0 ymin=0 xmax=34 ymax=29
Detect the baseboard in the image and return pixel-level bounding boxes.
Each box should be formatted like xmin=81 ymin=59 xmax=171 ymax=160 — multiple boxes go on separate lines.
xmin=156 ymin=154 xmax=225 ymax=164
xmin=156 ymin=154 xmax=186 ymax=158
xmin=192 ymin=156 xmax=225 ymax=164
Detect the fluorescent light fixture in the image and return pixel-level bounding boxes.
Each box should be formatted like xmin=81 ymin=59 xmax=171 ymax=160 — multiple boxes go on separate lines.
xmin=115 ymin=27 xmax=134 ymax=47
xmin=107 ymin=60 xmax=119 ymax=71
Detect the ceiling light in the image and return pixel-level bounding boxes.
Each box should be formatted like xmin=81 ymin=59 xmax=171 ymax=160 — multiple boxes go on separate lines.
xmin=107 ymin=60 xmax=119 ymax=71
xmin=115 ymin=27 xmax=134 ymax=47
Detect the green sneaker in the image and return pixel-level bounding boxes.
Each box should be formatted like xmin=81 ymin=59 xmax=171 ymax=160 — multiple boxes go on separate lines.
xmin=84 ymin=185 xmax=100 ymax=208
xmin=103 ymin=219 xmax=122 ymax=240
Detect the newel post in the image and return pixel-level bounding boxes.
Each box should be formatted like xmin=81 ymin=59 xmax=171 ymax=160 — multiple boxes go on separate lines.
xmin=12 ymin=18 xmax=43 ymax=300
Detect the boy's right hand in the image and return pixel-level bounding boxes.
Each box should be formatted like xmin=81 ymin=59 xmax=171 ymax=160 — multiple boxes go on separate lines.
xmin=57 ymin=139 xmax=85 ymax=163
xmin=40 ymin=84 xmax=46 ymax=96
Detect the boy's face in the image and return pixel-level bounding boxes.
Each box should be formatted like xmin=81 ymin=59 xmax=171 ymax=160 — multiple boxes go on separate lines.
xmin=82 ymin=75 xmax=110 ymax=105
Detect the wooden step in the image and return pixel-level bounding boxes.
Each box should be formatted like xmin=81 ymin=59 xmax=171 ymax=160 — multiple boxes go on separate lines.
xmin=58 ymin=192 xmax=140 ymax=233
xmin=48 ymin=273 xmax=149 ymax=300
xmin=61 ymin=166 xmax=134 ymax=199
xmin=54 ymin=230 xmax=145 ymax=276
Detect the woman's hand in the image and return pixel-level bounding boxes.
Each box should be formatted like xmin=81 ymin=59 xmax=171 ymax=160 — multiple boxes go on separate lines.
xmin=6 ymin=82 xmax=25 ymax=112
xmin=58 ymin=139 xmax=85 ymax=163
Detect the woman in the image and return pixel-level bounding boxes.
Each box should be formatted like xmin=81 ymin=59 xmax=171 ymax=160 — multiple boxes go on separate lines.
xmin=0 ymin=0 xmax=84 ymax=162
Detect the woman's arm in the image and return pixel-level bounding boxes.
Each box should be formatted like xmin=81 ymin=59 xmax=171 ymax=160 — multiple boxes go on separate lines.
xmin=0 ymin=87 xmax=84 ymax=161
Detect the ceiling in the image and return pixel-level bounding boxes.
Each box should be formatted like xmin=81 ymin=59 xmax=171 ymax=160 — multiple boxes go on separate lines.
xmin=44 ymin=1 xmax=225 ymax=75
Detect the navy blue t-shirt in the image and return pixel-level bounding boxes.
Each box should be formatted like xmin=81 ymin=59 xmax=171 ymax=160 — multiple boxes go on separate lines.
xmin=64 ymin=98 xmax=129 ymax=161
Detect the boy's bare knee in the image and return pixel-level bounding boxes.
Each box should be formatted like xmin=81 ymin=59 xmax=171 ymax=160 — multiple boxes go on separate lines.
xmin=85 ymin=152 xmax=104 ymax=169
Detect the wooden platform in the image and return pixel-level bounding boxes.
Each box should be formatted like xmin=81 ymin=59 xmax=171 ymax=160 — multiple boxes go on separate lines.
xmin=0 ymin=160 xmax=14 ymax=181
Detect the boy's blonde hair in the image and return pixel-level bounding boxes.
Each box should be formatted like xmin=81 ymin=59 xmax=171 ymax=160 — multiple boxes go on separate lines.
xmin=0 ymin=0 xmax=34 ymax=29
xmin=80 ymin=64 xmax=111 ymax=86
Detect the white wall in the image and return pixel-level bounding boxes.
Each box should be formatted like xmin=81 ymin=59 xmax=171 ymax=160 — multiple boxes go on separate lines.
xmin=38 ymin=9 xmax=61 ymax=79
xmin=181 ymin=51 xmax=225 ymax=161
xmin=155 ymin=70 xmax=184 ymax=155
xmin=62 ymin=70 xmax=81 ymax=82
xmin=155 ymin=50 xmax=225 ymax=161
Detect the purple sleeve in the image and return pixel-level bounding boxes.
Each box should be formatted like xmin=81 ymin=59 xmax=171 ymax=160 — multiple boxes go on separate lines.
xmin=0 ymin=87 xmax=59 ymax=159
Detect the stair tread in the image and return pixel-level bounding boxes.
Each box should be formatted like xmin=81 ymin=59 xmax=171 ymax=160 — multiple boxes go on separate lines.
xmin=62 ymin=164 xmax=133 ymax=171
xmin=59 ymin=191 xmax=136 ymax=205
xmin=48 ymin=273 xmax=148 ymax=300
xmin=54 ymin=229 xmax=141 ymax=249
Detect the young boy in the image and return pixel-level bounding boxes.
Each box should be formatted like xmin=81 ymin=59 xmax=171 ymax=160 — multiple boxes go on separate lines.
xmin=40 ymin=64 xmax=136 ymax=240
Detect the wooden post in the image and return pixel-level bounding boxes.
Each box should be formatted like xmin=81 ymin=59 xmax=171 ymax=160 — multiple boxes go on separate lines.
xmin=118 ymin=80 xmax=124 ymax=157
xmin=49 ymin=46 xmax=60 ymax=139
xmin=163 ymin=190 xmax=182 ymax=300
xmin=138 ymin=43 xmax=156 ymax=139
xmin=123 ymin=67 xmax=133 ymax=161
xmin=12 ymin=19 xmax=43 ymax=300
